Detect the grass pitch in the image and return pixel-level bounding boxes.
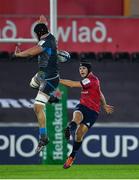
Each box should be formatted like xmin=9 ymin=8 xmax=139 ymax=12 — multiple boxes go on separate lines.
xmin=0 ymin=164 xmax=138 ymax=179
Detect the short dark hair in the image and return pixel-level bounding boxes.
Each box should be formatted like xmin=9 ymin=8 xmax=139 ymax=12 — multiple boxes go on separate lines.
xmin=34 ymin=23 xmax=49 ymax=40
xmin=80 ymin=60 xmax=92 ymax=73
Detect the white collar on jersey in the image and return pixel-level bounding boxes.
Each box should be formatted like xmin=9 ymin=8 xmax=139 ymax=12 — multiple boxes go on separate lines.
xmin=40 ymin=32 xmax=50 ymax=40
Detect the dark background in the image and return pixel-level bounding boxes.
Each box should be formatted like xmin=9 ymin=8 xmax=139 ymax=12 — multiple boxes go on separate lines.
xmin=0 ymin=59 xmax=139 ymax=124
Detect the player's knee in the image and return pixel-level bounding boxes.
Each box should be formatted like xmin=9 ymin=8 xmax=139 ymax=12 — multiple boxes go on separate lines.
xmin=73 ymin=111 xmax=83 ymax=124
xmin=76 ymin=113 xmax=81 ymax=120
xmin=33 ymin=104 xmax=43 ymax=114
xmin=74 ymin=112 xmax=82 ymax=119
xmin=33 ymin=104 xmax=39 ymax=114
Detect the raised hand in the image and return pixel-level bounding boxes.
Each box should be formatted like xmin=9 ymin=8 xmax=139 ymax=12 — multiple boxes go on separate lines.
xmin=14 ymin=46 xmax=21 ymax=56
xmin=39 ymin=15 xmax=48 ymax=24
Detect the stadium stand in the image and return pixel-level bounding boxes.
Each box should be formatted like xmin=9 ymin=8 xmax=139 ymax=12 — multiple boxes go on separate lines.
xmin=0 ymin=54 xmax=139 ymax=124
xmin=114 ymin=52 xmax=131 ymax=62
xmin=70 ymin=52 xmax=79 ymax=61
xmin=97 ymin=52 xmax=113 ymax=62
xmin=131 ymin=52 xmax=139 ymax=62
xmin=79 ymin=52 xmax=97 ymax=61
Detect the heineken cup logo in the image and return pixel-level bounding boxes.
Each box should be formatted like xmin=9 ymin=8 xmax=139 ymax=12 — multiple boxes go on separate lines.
xmin=52 ymin=103 xmax=63 ymax=160
xmin=52 ymin=88 xmax=64 ymax=160
xmin=43 ymin=85 xmax=67 ymax=164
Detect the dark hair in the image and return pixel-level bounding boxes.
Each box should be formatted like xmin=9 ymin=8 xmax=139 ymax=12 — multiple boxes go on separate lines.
xmin=80 ymin=60 xmax=92 ymax=73
xmin=34 ymin=23 xmax=49 ymax=40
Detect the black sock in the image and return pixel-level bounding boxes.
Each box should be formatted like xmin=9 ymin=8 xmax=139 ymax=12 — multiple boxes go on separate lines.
xmin=69 ymin=121 xmax=77 ymax=131
xmin=70 ymin=141 xmax=82 ymax=158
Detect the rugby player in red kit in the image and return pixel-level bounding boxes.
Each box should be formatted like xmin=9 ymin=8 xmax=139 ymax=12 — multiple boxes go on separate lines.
xmin=60 ymin=60 xmax=114 ymax=169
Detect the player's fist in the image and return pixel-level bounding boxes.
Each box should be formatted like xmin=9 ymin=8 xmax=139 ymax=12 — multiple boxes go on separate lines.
xmin=14 ymin=46 xmax=21 ymax=56
xmin=39 ymin=15 xmax=48 ymax=25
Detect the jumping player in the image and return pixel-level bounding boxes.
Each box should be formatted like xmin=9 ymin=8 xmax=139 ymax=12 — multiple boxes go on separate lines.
xmin=15 ymin=16 xmax=59 ymax=153
xmin=60 ymin=60 xmax=114 ymax=169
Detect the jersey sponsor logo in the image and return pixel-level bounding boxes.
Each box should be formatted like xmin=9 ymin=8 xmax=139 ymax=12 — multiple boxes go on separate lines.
xmin=38 ymin=40 xmax=45 ymax=46
xmin=82 ymin=78 xmax=90 ymax=85
xmin=81 ymin=91 xmax=88 ymax=94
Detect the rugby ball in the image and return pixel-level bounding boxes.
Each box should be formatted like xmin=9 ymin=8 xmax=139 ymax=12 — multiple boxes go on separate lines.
xmin=57 ymin=50 xmax=70 ymax=62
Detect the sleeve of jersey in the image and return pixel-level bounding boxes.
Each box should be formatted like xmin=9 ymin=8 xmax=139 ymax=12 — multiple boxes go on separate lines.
xmin=38 ymin=40 xmax=52 ymax=56
xmin=80 ymin=78 xmax=91 ymax=88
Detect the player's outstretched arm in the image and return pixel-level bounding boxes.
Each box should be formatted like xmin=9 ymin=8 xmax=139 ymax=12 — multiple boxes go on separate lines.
xmin=100 ymin=91 xmax=114 ymax=114
xmin=60 ymin=79 xmax=81 ymax=88
xmin=14 ymin=45 xmax=42 ymax=58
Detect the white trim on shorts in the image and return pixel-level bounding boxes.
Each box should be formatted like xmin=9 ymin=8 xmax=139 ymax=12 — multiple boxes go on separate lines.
xmin=35 ymin=92 xmax=49 ymax=105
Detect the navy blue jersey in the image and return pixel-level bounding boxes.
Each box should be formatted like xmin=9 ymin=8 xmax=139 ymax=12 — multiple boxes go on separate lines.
xmin=37 ymin=33 xmax=59 ymax=79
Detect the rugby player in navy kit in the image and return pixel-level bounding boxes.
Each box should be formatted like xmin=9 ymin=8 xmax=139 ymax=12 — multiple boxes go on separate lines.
xmin=15 ymin=16 xmax=60 ymax=153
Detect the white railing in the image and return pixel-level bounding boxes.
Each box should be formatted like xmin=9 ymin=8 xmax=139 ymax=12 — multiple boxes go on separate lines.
xmin=0 ymin=38 xmax=37 ymax=43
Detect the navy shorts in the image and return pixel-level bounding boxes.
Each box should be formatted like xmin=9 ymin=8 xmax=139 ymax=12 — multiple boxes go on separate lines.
xmin=39 ymin=76 xmax=59 ymax=95
xmin=75 ymin=104 xmax=99 ymax=128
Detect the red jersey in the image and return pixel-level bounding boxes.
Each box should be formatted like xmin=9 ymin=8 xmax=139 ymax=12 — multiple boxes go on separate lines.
xmin=80 ymin=72 xmax=101 ymax=113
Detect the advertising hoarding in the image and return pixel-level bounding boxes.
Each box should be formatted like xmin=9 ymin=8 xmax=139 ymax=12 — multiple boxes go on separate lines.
xmin=0 ymin=17 xmax=139 ymax=52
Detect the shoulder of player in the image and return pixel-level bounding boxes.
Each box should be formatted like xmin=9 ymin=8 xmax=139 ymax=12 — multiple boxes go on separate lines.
xmin=39 ymin=33 xmax=53 ymax=41
xmin=82 ymin=78 xmax=91 ymax=85
xmin=89 ymin=73 xmax=99 ymax=81
xmin=85 ymin=75 xmax=100 ymax=87
xmin=81 ymin=74 xmax=94 ymax=85
xmin=38 ymin=39 xmax=46 ymax=46
xmin=47 ymin=33 xmax=56 ymax=40
xmin=38 ymin=35 xmax=52 ymax=46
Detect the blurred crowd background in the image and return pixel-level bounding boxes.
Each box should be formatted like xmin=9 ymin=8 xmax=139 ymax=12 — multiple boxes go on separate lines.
xmin=0 ymin=0 xmax=139 ymax=124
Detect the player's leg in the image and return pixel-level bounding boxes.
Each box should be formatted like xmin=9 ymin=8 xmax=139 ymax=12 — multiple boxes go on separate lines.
xmin=69 ymin=108 xmax=98 ymax=158
xmin=63 ymin=123 xmax=88 ymax=169
xmin=30 ymin=73 xmax=59 ymax=103
xmin=64 ymin=105 xmax=84 ymax=140
xmin=64 ymin=105 xmax=99 ymax=168
xmin=35 ymin=76 xmax=59 ymax=153
xmin=64 ymin=111 xmax=83 ymax=140
xmin=34 ymin=91 xmax=50 ymax=153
